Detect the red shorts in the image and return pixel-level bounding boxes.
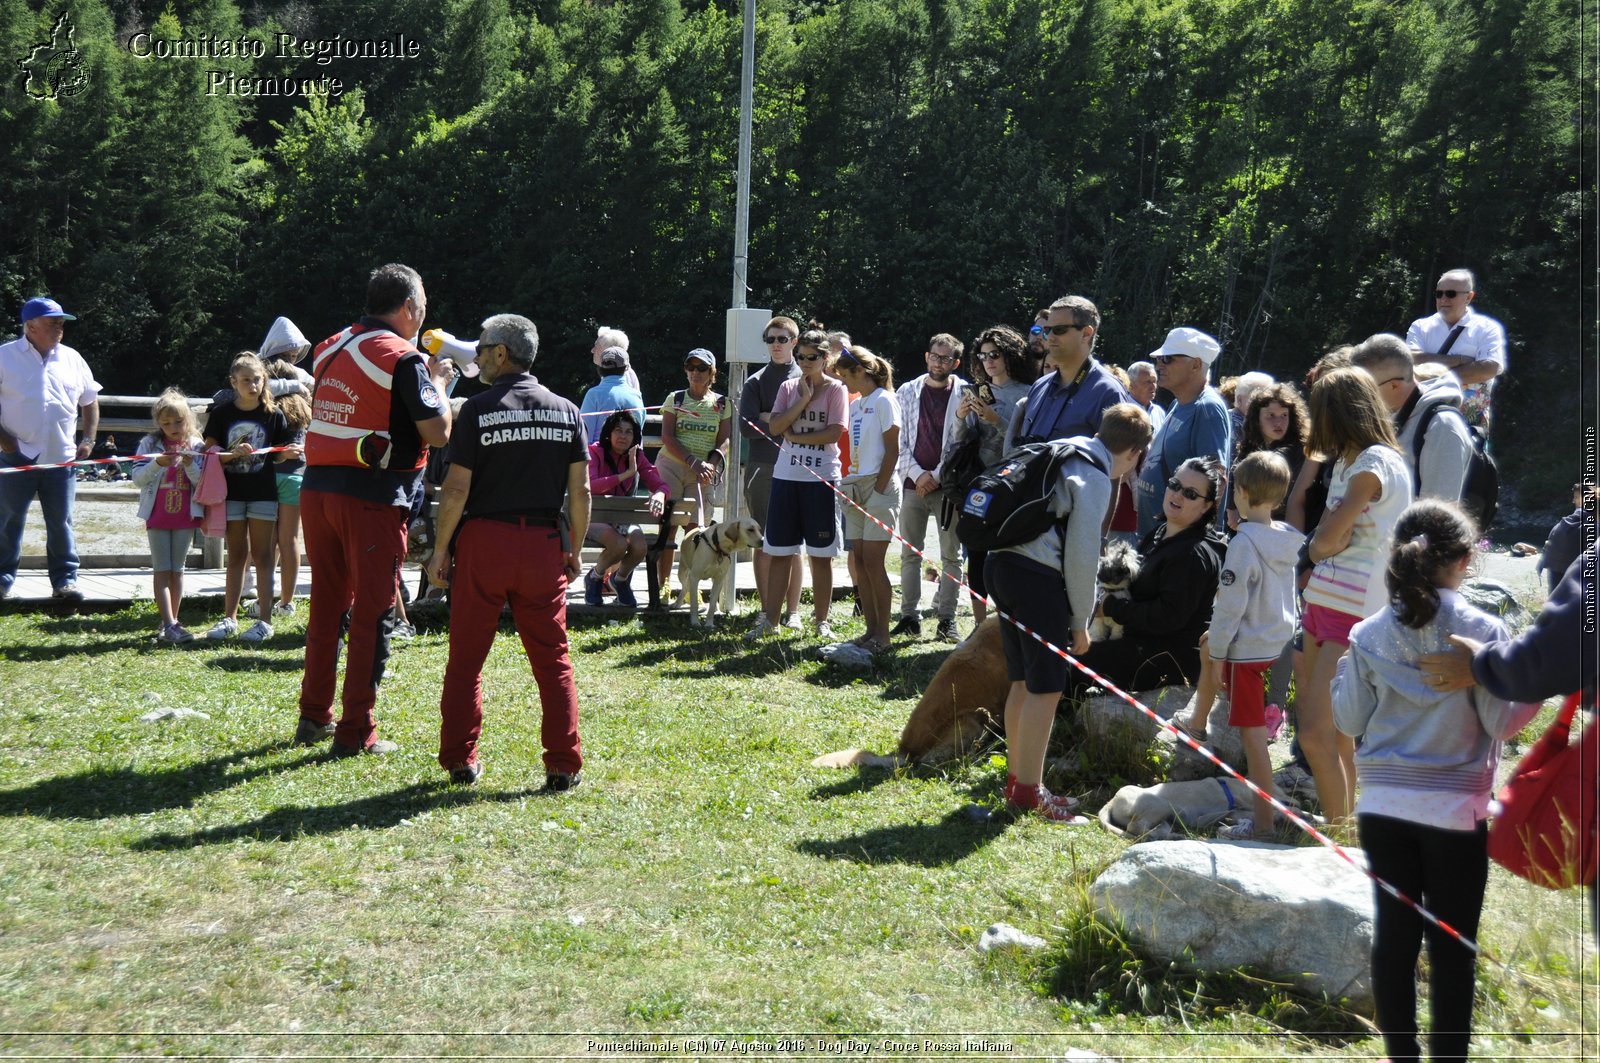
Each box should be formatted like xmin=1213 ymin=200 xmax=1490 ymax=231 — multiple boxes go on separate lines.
xmin=1219 ymin=660 xmax=1274 ymax=727
xmin=1302 ymin=602 xmax=1361 ymax=647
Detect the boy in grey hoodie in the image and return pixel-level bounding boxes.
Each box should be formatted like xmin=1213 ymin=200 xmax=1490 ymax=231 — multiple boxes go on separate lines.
xmin=1178 ymin=451 xmax=1304 ymax=839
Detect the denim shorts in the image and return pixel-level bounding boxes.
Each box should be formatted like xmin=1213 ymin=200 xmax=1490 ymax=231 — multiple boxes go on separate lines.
xmin=147 ymin=528 xmax=196 ymax=573
xmin=226 ymin=499 xmax=279 ymax=522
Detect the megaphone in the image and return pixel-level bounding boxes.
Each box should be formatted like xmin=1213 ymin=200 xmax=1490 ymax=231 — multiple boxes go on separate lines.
xmin=420 ymin=328 xmax=480 ymax=378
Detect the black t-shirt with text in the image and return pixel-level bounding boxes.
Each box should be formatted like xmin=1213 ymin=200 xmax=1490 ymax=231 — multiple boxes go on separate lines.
xmin=448 ymin=373 xmax=587 ymax=518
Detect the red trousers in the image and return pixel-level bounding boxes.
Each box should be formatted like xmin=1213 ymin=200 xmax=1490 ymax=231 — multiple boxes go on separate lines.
xmin=297 ymin=488 xmax=404 ymax=750
xmin=438 ymin=519 xmax=582 ymax=774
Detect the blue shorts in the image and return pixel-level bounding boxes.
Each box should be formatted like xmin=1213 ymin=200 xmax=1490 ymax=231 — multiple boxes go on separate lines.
xmin=762 ymin=478 xmax=841 ymax=558
xmin=147 ymin=528 xmax=196 ymax=573
xmin=226 ymin=499 xmax=278 ymax=522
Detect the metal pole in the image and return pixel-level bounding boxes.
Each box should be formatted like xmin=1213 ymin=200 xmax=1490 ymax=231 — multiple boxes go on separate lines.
xmin=722 ymin=0 xmax=757 ymax=613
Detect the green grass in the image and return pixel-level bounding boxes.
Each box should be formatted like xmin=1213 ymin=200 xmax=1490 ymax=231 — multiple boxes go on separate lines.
xmin=0 ymin=601 xmax=1593 ymax=1060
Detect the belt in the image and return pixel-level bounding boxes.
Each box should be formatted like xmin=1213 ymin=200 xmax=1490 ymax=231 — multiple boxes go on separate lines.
xmin=471 ymin=513 xmax=560 ymax=528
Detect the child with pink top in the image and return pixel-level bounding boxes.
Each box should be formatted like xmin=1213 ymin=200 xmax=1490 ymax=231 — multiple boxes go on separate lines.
xmin=131 ymin=389 xmax=205 ymax=643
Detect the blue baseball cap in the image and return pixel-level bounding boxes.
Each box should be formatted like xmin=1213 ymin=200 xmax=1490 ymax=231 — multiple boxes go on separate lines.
xmin=20 ymin=297 xmax=75 ymax=323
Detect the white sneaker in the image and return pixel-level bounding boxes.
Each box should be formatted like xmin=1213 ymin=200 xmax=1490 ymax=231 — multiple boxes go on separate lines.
xmin=782 ymin=614 xmax=803 ymax=632
xmin=273 ymin=600 xmax=296 ymax=616
xmin=244 ymin=599 xmax=260 ymax=619
xmin=239 ymin=619 xmax=274 ymax=642
xmin=206 ymin=617 xmax=239 ymax=640
xmin=814 ymin=620 xmax=836 ymax=641
xmin=745 ymin=614 xmax=776 ymax=642
xmin=160 ymin=623 xmax=196 ymax=644
xmin=391 ymin=620 xmax=415 ymax=641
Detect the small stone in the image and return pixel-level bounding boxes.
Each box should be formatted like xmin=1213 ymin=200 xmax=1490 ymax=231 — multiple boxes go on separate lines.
xmin=138 ymin=707 xmax=210 ymax=723
xmin=978 ymin=922 xmax=1046 ymax=952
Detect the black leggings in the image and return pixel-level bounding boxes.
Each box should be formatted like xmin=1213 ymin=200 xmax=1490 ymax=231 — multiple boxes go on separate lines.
xmin=1358 ymin=813 xmax=1487 ymax=1063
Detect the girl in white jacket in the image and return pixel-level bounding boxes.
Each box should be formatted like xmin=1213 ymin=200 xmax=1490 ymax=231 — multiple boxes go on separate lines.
xmin=1333 ymin=500 xmax=1540 ymax=1063
xmin=132 ymin=390 xmax=205 ymax=642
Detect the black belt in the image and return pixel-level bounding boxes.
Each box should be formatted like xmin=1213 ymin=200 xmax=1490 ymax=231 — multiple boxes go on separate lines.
xmin=471 ymin=512 xmax=560 ymax=528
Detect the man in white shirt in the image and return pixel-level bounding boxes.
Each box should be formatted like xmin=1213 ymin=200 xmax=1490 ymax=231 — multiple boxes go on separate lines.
xmin=0 ymin=298 xmax=102 ymax=601
xmin=892 ymin=333 xmax=968 ymax=641
xmin=1407 ymin=269 xmax=1506 ymax=433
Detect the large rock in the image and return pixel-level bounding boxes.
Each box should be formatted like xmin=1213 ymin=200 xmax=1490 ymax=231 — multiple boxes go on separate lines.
xmin=1074 ymin=684 xmax=1193 ymax=785
xmin=1153 ymin=691 xmax=1249 ymax=782
xmin=1090 ymin=840 xmax=1375 ymax=1009
xmin=1460 ymin=577 xmax=1533 ymax=634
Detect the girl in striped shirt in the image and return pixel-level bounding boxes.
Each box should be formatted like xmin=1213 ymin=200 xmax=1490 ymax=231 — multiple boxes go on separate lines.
xmin=1297 ymin=367 xmax=1412 ymax=828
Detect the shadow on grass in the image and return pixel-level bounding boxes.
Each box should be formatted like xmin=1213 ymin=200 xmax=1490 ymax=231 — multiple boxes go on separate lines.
xmin=131 ymin=780 xmax=543 ymax=849
xmin=207 ymin=652 xmax=307 ymax=672
xmin=794 ymin=806 xmax=1006 ymax=867
xmin=807 ymin=765 xmax=901 ymax=800
xmin=0 ymin=742 xmax=317 ymax=819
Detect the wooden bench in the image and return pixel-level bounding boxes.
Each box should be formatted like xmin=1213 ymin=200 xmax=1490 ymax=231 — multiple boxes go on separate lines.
xmin=585 ymin=495 xmax=697 ymax=610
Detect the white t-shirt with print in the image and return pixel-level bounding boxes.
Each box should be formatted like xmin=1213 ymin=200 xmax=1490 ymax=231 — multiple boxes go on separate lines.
xmin=845 ymin=387 xmax=900 ymax=483
xmin=1304 ymin=444 xmax=1414 ymax=620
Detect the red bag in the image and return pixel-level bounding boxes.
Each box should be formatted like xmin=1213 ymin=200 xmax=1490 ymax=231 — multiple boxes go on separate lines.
xmin=1487 ymin=694 xmax=1599 ymax=890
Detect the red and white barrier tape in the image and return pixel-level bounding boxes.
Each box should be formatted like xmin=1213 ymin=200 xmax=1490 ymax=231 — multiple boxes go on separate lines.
xmin=739 ymin=409 xmax=1496 ymax=964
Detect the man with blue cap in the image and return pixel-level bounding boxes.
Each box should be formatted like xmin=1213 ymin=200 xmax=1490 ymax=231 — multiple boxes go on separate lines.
xmin=0 ymin=298 xmax=102 ymax=601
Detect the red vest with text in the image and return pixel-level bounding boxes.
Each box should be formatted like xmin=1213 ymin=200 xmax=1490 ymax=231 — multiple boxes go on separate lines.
xmin=305 ymin=325 xmax=426 ymax=472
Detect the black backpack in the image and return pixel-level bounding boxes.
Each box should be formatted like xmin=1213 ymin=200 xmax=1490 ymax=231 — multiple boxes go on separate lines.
xmin=1411 ymin=402 xmax=1499 ymax=531
xmin=956 ymin=440 xmax=1107 ymax=553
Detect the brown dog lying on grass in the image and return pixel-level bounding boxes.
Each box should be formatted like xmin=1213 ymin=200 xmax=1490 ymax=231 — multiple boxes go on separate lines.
xmin=812 ymin=617 xmax=1008 ymax=769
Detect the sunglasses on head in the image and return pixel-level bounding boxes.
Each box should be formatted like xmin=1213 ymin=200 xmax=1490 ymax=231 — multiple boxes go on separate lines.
xmin=763 ymin=332 xmax=795 ymax=344
xmin=1435 ymin=289 xmax=1467 ymax=299
xmin=835 ymin=347 xmax=863 ymax=370
xmin=1165 ymin=477 xmax=1212 ymax=502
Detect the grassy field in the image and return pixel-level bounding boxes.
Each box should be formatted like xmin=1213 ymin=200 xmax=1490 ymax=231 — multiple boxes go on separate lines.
xmin=0 ymin=599 xmax=1594 ymax=1061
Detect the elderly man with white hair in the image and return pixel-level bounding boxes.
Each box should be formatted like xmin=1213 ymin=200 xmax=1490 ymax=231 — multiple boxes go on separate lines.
xmin=1406 ymin=268 xmax=1506 ymax=433
xmin=1125 ymin=360 xmax=1166 ymax=436
xmin=591 ymin=325 xmax=641 ymax=392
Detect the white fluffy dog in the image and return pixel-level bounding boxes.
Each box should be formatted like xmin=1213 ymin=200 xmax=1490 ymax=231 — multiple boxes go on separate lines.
xmin=674 ymin=517 xmax=761 ymax=626
xmin=1087 ymin=539 xmax=1140 ymax=642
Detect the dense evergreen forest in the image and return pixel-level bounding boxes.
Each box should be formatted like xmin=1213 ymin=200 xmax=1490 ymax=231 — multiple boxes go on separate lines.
xmin=1 ymin=0 xmax=1591 ymax=527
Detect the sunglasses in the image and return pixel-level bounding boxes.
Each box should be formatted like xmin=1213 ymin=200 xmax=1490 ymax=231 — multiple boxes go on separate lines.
xmin=763 ymin=333 xmax=795 ymax=344
xmin=1154 ymin=354 xmax=1192 ymax=366
xmin=835 ymin=347 xmax=863 ymax=370
xmin=978 ymin=350 xmax=1004 ymax=361
xmin=1029 ymin=325 xmax=1044 ymax=336
xmin=685 ymin=363 xmax=713 ymax=373
xmin=475 ymin=342 xmax=502 ymax=356
xmin=1165 ymin=477 xmax=1212 ymax=502
xmin=795 ymin=352 xmax=826 ymax=363
xmin=1040 ymin=323 xmax=1081 ymax=336
xmin=1435 ymin=289 xmax=1466 ymax=299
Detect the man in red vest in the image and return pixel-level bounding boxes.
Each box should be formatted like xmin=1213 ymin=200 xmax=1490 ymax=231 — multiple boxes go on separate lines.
xmin=295 ymin=263 xmax=452 ymax=755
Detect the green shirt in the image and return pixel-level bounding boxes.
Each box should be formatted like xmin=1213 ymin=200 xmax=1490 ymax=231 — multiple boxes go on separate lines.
xmin=665 ymin=389 xmax=730 ymax=461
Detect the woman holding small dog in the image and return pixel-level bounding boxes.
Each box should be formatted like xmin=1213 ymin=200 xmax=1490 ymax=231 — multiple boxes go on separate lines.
xmin=1068 ymin=456 xmax=1229 ymax=701
xmin=835 ymin=344 xmax=900 ymax=652
xmin=654 ymin=348 xmax=732 ymax=594
xmin=584 ymin=409 xmax=669 ymax=608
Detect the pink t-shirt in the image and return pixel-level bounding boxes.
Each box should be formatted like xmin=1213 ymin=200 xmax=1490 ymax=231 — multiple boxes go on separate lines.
xmin=772 ymin=376 xmax=848 ymax=482
xmin=147 ymin=442 xmax=201 ymax=530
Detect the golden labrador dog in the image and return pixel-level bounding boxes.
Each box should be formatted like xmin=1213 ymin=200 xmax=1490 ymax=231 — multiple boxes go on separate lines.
xmin=812 ymin=617 xmax=1008 ymax=769
xmin=674 ymin=517 xmax=761 ymax=627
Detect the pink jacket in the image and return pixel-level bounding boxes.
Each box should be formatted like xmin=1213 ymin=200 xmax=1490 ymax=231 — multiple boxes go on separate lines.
xmin=194 ymin=447 xmax=228 ymax=538
xmin=588 ymin=442 xmax=669 ymax=498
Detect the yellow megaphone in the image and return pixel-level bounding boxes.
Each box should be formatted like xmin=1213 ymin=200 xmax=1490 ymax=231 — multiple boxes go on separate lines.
xmin=420 ymin=328 xmax=480 ymax=377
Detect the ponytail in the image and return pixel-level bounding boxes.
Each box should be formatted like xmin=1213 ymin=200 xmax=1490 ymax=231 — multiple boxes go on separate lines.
xmin=1386 ymin=500 xmax=1476 ymax=628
